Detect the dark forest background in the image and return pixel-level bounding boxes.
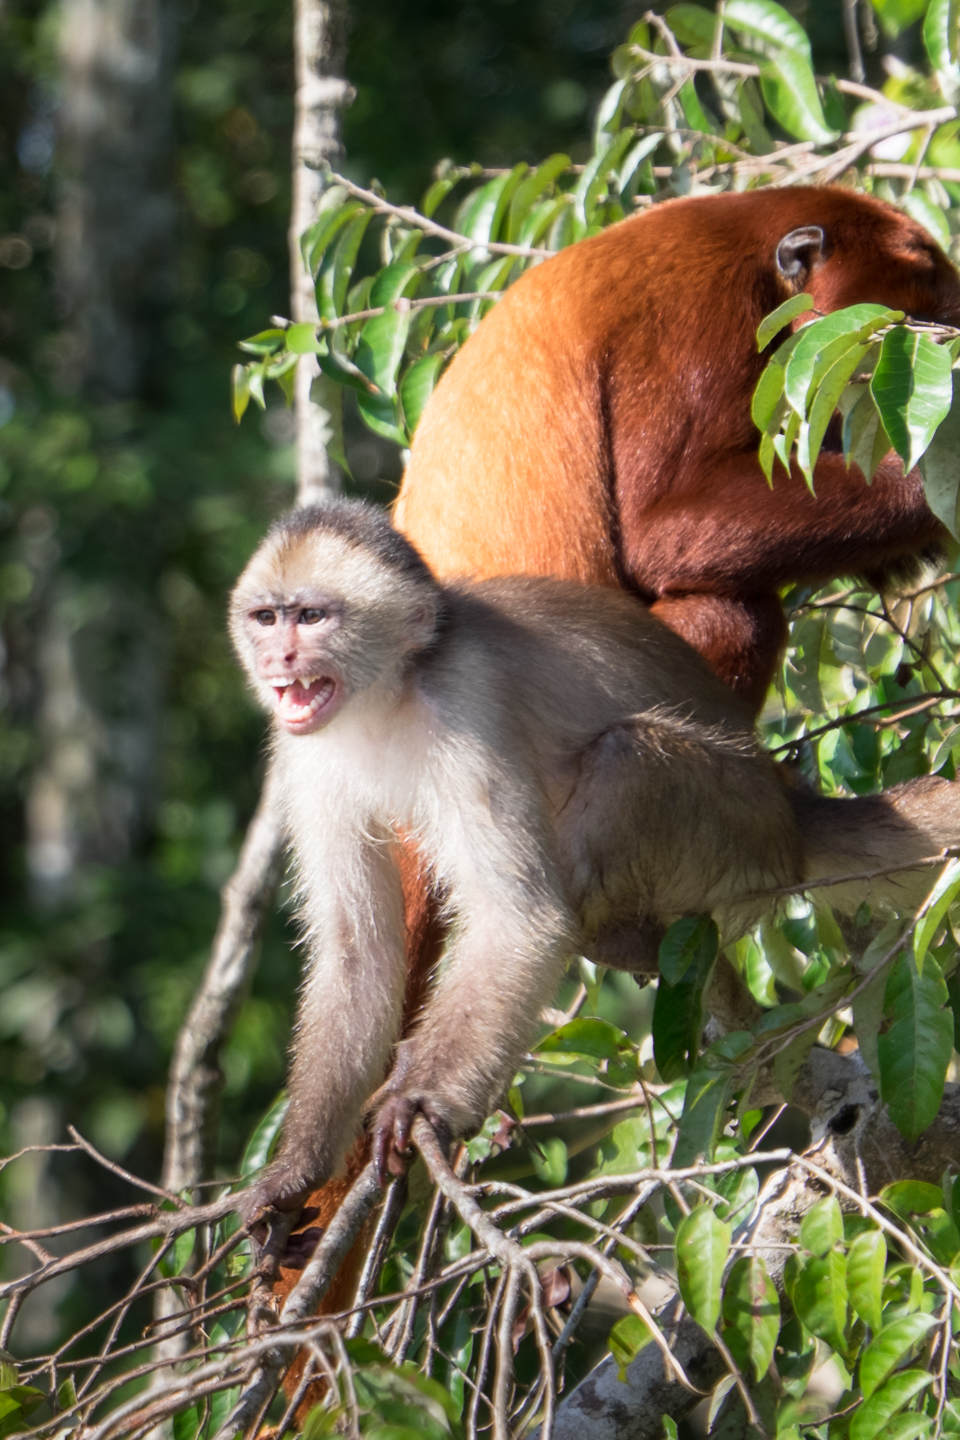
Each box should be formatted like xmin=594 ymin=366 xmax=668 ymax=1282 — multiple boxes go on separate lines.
xmin=0 ymin=0 xmax=857 ymax=1346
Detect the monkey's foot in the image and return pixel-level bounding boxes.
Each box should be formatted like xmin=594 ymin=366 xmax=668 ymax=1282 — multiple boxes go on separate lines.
xmin=373 ymin=1095 xmax=450 ymax=1187
xmin=238 ymin=1162 xmax=315 ymax=1235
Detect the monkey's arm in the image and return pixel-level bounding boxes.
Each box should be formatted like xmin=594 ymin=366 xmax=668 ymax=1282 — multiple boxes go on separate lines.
xmin=374 ymin=764 xmax=573 ymax=1174
xmin=241 ymin=827 xmax=408 ymax=1221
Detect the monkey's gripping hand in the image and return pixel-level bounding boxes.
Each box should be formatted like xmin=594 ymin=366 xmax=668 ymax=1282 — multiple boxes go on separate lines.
xmin=373 ymin=1092 xmax=452 ymax=1187
xmin=237 ymin=1157 xmax=317 ymax=1232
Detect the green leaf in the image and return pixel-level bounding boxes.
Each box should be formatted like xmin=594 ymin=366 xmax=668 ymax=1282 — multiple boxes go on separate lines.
xmin=849 ymin=1369 xmax=934 ymax=1440
xmin=664 ymin=5 xmax=717 ymax=47
xmin=653 ymin=918 xmax=718 ymax=1080
xmin=859 ymin=1313 xmax=936 ymax=1399
xmin=724 ymin=0 xmax=813 ymax=61
xmin=454 ymin=170 xmax=525 ymax=247
xmin=506 ymin=154 xmax=570 ymax=242
xmin=369 ymin=262 xmax=421 ymax=309
xmin=609 ymin=1314 xmax=654 ymax=1380
xmin=316 ymin=209 xmax=373 ymax=323
xmin=783 ymin=307 xmax=889 ymax=416
xmin=659 ymin=915 xmax=719 ymax=987
xmin=793 ymin=1249 xmax=848 ymax=1352
xmin=721 ymin=1255 xmax=780 ymax=1381
xmin=672 ymin=1060 xmax=732 ymax=1167
xmin=676 ymin=1205 xmax=730 ymax=1333
xmin=899 ymin=191 xmax=951 ymax=249
xmin=357 ymin=390 xmax=406 ymax=446
xmin=231 ymin=364 xmax=251 ymax=423
xmin=847 ymin=1229 xmax=886 ymax=1332
xmin=237 ymin=327 xmax=285 ymax=356
xmin=617 ymin=134 xmax=663 ymax=196
xmin=800 ymin=339 xmax=877 ymax=484
xmin=758 ymin=49 xmax=837 ymax=145
xmin=919 ymin=380 xmax=960 ymax=539
xmin=355 ymin=307 xmax=411 ymax=401
xmin=924 ymin=0 xmax=960 ymax=69
xmin=285 ymin=322 xmax=323 ymax=355
xmin=737 ymin=77 xmax=775 ymax=153
xmin=877 ymin=952 xmax=953 ymax=1143
xmin=399 ymin=354 xmax=446 ymax=440
xmin=173 ymin=1403 xmax=201 ymax=1440
xmin=852 ymin=953 xmax=895 ymax=1089
xmin=539 ymin=1017 xmax=632 ymax=1061
xmin=299 ymin=187 xmax=354 ymax=273
xmin=800 ymin=1196 xmax=844 ymax=1257
xmin=240 ymin=1093 xmax=288 ymax=1177
xmin=871 ymin=329 xmax=954 ymax=473
xmin=879 ymin=1179 xmax=945 ymax=1218
xmin=573 ymin=130 xmax=636 ymax=232
xmin=756 ymin=293 xmax=813 ymax=352
xmin=871 ymin=0 xmax=929 ymax=40
xmin=914 ymin=857 xmax=960 ymax=970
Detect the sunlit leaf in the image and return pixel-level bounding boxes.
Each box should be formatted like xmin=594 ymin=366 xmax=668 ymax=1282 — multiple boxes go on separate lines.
xmin=676 ymin=1205 xmax=730 ymax=1333
xmin=506 ymin=154 xmax=570 ymax=242
xmin=231 ymin=364 xmax=251 ymax=423
xmin=316 ymin=209 xmax=373 ymax=323
xmin=399 ymin=353 xmax=446 ymax=439
xmin=878 ymin=952 xmax=954 ymax=1143
xmin=899 ymin=191 xmax=951 ymax=248
xmin=793 ymin=1249 xmax=848 ymax=1352
xmin=847 ymin=1229 xmax=886 ymax=1332
xmin=860 ymin=1313 xmax=937 ymax=1400
xmin=849 ymin=1369 xmax=933 ymax=1440
xmin=799 ymin=1196 xmax=843 ymax=1257
xmin=871 ymin=328 xmax=953 ymax=473
xmin=924 ymin=0 xmax=960 ymax=69
xmin=871 ymin=0 xmax=930 ymax=40
xmin=724 ymin=0 xmax=813 ymax=62
xmin=285 ymin=322 xmax=323 ymax=355
xmin=609 ymin=1314 xmax=654 ymax=1380
xmin=756 ymin=293 xmax=813 ymax=352
xmin=758 ymin=49 xmax=837 ymax=145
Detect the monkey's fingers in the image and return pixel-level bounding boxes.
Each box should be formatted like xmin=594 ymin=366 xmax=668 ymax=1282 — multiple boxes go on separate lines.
xmin=372 ymin=1094 xmax=418 ymax=1187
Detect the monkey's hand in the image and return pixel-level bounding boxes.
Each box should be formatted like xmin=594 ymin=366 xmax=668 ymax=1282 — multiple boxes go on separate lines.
xmin=373 ymin=1093 xmax=451 ymax=1188
xmin=237 ymin=1160 xmax=314 ymax=1234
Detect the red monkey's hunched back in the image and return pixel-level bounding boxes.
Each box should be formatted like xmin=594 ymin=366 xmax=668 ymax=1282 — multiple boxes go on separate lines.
xmin=395 ymin=187 xmax=960 ymax=709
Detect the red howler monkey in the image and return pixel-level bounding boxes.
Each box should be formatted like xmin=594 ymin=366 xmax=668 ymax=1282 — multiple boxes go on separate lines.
xmin=233 ymin=500 xmax=960 ymax=1216
xmin=395 ymin=186 xmax=960 ymax=712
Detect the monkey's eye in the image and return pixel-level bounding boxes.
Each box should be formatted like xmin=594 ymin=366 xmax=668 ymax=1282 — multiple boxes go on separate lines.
xmin=299 ymin=608 xmax=326 ymax=625
xmin=254 ymin=610 xmax=277 ymax=626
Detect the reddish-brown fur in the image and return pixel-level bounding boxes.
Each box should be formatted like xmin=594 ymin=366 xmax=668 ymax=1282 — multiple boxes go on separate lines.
xmin=395 ymin=186 xmax=960 ymax=710
xmin=275 ymin=190 xmax=960 ymax=1391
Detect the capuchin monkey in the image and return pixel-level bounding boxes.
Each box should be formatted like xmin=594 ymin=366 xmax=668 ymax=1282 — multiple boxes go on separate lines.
xmin=230 ymin=500 xmax=960 ymax=1220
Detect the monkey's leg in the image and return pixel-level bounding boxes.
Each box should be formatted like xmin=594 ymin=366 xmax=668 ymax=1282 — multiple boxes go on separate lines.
xmin=241 ymin=833 xmax=409 ymax=1222
xmin=557 ymin=716 xmax=804 ymax=950
xmin=373 ymin=815 xmax=574 ymax=1176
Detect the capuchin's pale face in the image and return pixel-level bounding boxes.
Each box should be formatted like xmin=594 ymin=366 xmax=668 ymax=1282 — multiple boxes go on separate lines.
xmin=229 ymin=527 xmax=438 ymax=735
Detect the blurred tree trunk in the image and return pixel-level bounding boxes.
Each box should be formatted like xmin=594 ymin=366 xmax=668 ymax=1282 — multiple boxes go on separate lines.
xmin=55 ymin=0 xmax=176 ymax=400
xmin=25 ymin=0 xmax=175 ymax=903
xmin=290 ymin=0 xmax=352 ymax=503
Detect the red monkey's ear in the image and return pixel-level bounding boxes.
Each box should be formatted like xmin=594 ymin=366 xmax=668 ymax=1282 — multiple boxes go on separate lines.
xmin=776 ymin=225 xmax=825 ymax=281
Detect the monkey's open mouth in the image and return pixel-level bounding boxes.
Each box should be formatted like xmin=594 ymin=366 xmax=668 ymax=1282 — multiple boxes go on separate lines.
xmin=271 ymin=676 xmax=340 ymax=732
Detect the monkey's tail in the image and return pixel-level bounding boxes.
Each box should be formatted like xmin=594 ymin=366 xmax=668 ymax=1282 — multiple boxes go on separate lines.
xmin=789 ymin=775 xmax=960 ymax=917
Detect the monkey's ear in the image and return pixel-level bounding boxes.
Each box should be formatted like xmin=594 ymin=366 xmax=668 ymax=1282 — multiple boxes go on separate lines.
xmin=776 ymin=225 xmax=824 ymax=282
xmin=403 ymin=597 xmax=441 ymax=652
